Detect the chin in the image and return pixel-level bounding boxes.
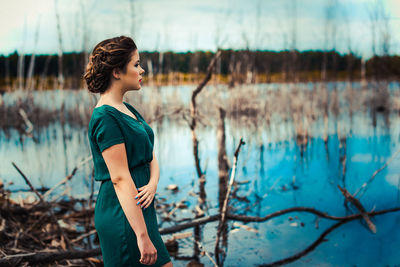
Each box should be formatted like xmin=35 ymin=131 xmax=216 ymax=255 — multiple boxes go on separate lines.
xmin=133 ymin=83 xmax=141 ymax=89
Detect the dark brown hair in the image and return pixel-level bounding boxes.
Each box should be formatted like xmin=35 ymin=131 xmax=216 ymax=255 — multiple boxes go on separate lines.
xmin=83 ymin=36 xmax=137 ymax=93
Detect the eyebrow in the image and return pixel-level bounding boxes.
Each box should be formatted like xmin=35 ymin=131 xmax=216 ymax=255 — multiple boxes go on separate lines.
xmin=136 ymin=60 xmax=140 ymax=63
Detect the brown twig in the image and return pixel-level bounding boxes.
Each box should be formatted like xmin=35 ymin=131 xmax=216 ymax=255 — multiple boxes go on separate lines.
xmin=191 ymin=237 xmax=219 ymax=267
xmin=215 ymin=138 xmax=245 ymax=264
xmin=11 ymin=162 xmax=43 ymax=201
xmin=337 ymin=185 xmax=376 ymax=233
xmin=147 ymin=107 xmax=183 ymax=124
xmin=0 ymin=248 xmax=101 ymax=266
xmin=189 ymin=50 xmax=222 ymax=178
xmin=43 ymin=156 xmax=92 ymax=199
xmin=11 ymin=162 xmax=72 ymax=250
xmin=353 ymin=148 xmax=400 ymax=198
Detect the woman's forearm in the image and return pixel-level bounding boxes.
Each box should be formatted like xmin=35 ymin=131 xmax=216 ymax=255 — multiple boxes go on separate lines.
xmin=112 ymin=176 xmax=149 ymax=238
xmin=149 ymin=152 xmax=160 ymax=187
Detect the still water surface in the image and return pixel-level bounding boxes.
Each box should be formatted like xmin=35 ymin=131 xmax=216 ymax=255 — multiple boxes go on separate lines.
xmin=1 ymin=83 xmax=399 ymax=266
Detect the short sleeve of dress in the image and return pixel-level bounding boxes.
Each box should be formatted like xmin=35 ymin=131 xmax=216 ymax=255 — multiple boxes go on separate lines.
xmin=92 ymin=112 xmax=125 ymax=152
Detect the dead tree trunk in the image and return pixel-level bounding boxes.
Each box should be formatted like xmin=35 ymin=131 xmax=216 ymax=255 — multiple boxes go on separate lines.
xmin=215 ymin=107 xmax=230 ymax=265
xmin=54 ymin=0 xmax=64 ymax=90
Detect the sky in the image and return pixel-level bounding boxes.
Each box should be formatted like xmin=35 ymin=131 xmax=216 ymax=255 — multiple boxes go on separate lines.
xmin=0 ymin=0 xmax=400 ymax=58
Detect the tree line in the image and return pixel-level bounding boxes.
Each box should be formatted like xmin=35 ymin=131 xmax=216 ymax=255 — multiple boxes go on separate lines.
xmin=1 ymin=49 xmax=399 ymax=85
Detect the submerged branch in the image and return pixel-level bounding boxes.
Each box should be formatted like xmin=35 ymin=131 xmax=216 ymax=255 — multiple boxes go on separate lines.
xmin=0 ymin=248 xmax=101 ymax=267
xmin=259 ymin=206 xmax=400 ymax=266
xmin=338 ymin=185 xmax=376 ymax=233
xmin=159 ymin=206 xmax=400 ymax=234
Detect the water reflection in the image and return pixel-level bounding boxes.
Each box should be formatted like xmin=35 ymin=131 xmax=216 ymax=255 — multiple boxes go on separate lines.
xmin=1 ymin=83 xmax=400 ymax=266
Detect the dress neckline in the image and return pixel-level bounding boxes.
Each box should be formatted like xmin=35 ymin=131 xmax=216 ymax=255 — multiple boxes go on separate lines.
xmin=94 ymin=102 xmax=140 ymax=122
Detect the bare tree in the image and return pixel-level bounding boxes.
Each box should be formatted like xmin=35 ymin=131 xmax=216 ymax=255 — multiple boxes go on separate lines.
xmin=4 ymin=56 xmax=10 ymax=91
xmin=275 ymin=0 xmax=297 ymax=83
xmin=379 ymin=5 xmax=391 ymax=57
xmin=322 ymin=0 xmax=338 ymax=82
xmin=254 ymin=0 xmax=268 ymax=84
xmin=54 ymin=0 xmax=64 ymax=90
xmin=289 ymin=0 xmax=298 ymax=82
xmin=341 ymin=5 xmax=354 ymax=85
xmin=212 ymin=1 xmax=231 ymax=85
xmin=129 ymin=0 xmax=143 ymax=39
xmin=76 ymin=0 xmax=96 ymax=89
xmin=367 ymin=0 xmax=391 ymax=76
xmin=365 ymin=0 xmax=392 ymax=129
xmin=188 ymin=32 xmax=200 ymax=84
xmin=79 ymin=0 xmax=89 ymax=73
xmin=38 ymin=55 xmax=52 ymax=91
xmin=157 ymin=30 xmax=164 ymax=86
xmin=162 ymin=19 xmax=171 ymax=85
xmin=17 ymin=19 xmax=27 ymax=91
xmin=239 ymin=9 xmax=253 ymax=85
xmin=366 ymin=0 xmax=391 ymax=78
xmin=149 ymin=31 xmax=162 ymax=86
xmin=367 ymin=0 xmax=379 ymax=58
xmin=26 ymin=17 xmax=41 ymax=91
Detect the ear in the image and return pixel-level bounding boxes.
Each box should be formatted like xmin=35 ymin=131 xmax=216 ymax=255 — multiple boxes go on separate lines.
xmin=112 ymin=68 xmax=121 ymax=80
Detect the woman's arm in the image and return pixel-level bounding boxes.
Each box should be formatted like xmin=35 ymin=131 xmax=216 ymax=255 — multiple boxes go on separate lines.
xmin=149 ymin=151 xmax=160 ymax=187
xmin=102 ymin=143 xmax=157 ymax=265
xmin=135 ymin=151 xmax=159 ymax=209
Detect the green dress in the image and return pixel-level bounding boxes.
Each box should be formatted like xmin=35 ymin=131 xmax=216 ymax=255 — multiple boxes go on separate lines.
xmin=87 ymin=101 xmax=171 ymax=267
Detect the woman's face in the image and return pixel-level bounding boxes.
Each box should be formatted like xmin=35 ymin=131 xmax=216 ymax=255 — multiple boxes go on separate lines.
xmin=119 ymin=49 xmax=145 ymax=91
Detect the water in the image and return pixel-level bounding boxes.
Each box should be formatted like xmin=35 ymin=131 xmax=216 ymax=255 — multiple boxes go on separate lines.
xmin=1 ymin=82 xmax=400 ymax=266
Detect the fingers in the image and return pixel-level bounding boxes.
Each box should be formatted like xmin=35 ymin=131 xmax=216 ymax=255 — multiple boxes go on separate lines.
xmin=135 ymin=188 xmax=145 ymax=199
xmin=140 ymin=253 xmax=150 ymax=265
xmin=140 ymin=251 xmax=157 ymax=265
xmin=135 ymin=186 xmax=150 ymax=201
xmin=135 ymin=186 xmax=155 ymax=210
xmin=140 ymin=195 xmax=154 ymax=209
xmin=150 ymin=251 xmax=157 ymax=265
xmin=137 ymin=192 xmax=154 ymax=208
xmin=135 ymin=190 xmax=148 ymax=207
xmin=136 ymin=191 xmax=149 ymax=205
xmin=139 ymin=256 xmax=146 ymax=264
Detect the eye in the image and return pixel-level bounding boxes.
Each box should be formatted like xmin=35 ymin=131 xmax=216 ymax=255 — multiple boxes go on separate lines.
xmin=135 ymin=64 xmax=140 ymax=67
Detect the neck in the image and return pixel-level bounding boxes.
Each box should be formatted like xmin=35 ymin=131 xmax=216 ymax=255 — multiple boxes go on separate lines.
xmin=99 ymin=84 xmax=125 ymax=106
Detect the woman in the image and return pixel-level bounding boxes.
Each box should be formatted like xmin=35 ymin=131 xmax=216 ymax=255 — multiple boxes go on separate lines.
xmin=84 ymin=36 xmax=173 ymax=267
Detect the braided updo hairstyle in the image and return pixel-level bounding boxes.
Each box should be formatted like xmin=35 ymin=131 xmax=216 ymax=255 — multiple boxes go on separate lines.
xmin=84 ymin=36 xmax=137 ymax=93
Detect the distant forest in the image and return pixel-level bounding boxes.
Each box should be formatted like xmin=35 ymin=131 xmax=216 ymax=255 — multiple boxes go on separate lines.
xmin=1 ymin=49 xmax=400 ymax=84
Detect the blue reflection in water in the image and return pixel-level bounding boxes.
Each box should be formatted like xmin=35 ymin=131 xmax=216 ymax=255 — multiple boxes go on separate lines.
xmin=0 ymin=86 xmax=400 ymax=266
